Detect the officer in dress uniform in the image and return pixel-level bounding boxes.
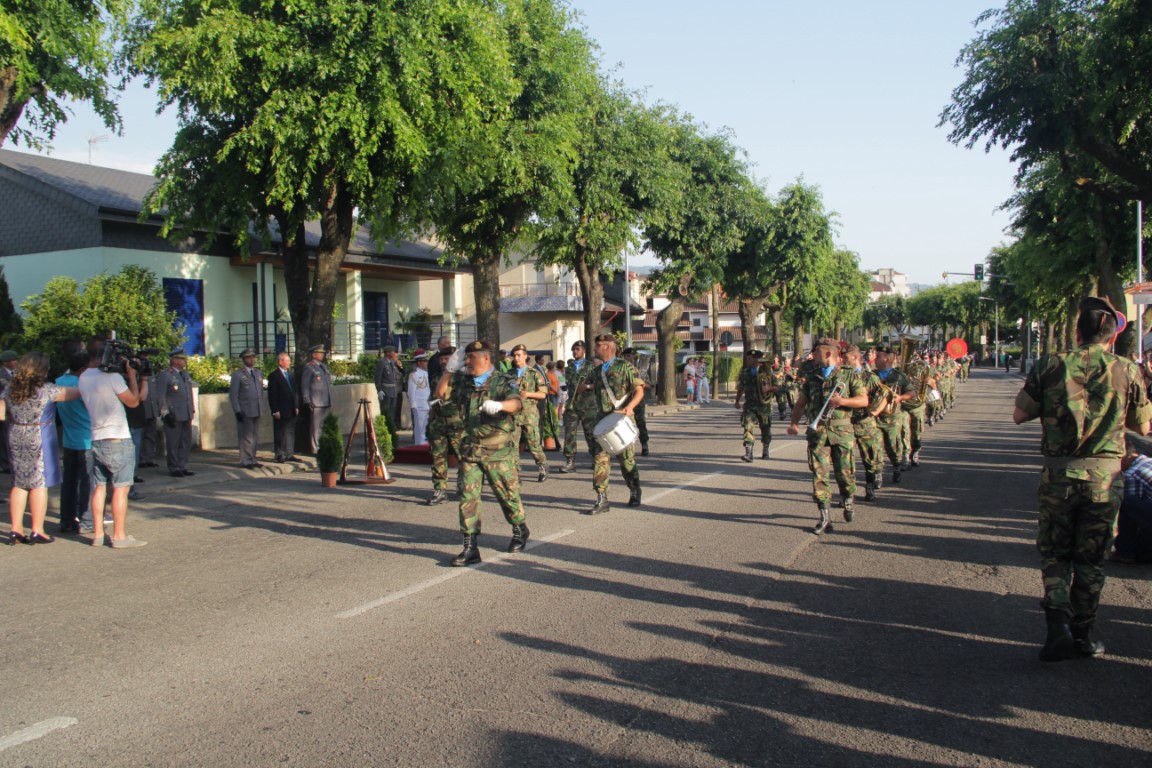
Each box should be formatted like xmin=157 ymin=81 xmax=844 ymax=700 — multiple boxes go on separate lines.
xmin=407 ymin=351 xmax=431 ymax=445
xmin=301 ymin=344 xmax=332 ymax=454
xmin=155 ymin=350 xmax=197 ymax=477
xmin=435 ymin=339 xmax=526 ymax=566
xmin=585 ymin=334 xmax=644 ymax=515
xmin=374 ymin=345 xmax=403 ymax=427
xmin=229 ymin=348 xmax=264 ymax=468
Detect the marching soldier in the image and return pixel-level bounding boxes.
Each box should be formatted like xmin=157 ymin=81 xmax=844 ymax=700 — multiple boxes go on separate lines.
xmin=788 ymin=339 xmax=868 ymax=535
xmin=901 ymin=352 xmax=936 ymax=468
xmin=622 ymin=348 xmax=651 ymax=456
xmin=435 ymin=340 xmax=527 ymax=566
xmin=734 ymin=350 xmax=776 ymax=462
xmin=511 ymin=344 xmax=549 ymax=482
xmin=426 ymin=346 xmax=463 ymax=506
xmin=229 ymin=348 xmax=264 ymax=468
xmin=559 ymin=340 xmax=594 ymax=473
xmin=844 ymin=345 xmax=885 ymax=501
xmin=872 ymin=345 xmax=913 ymax=485
xmin=585 ymin=334 xmax=644 ymax=515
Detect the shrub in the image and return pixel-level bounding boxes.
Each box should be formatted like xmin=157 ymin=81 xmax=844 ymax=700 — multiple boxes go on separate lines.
xmin=373 ymin=413 xmax=394 ymax=464
xmin=185 ymin=355 xmax=232 ymax=394
xmin=316 ymin=413 xmax=344 ymax=473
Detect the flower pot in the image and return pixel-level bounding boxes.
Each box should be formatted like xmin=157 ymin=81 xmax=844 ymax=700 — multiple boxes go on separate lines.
xmin=320 ymin=471 xmax=339 ymax=488
xmin=543 ymin=437 xmax=557 ymax=451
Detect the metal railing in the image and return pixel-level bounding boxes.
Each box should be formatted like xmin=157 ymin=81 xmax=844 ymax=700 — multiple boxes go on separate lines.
xmin=224 ymin=321 xmax=478 ymax=358
xmin=498 ymin=282 xmax=581 ymax=299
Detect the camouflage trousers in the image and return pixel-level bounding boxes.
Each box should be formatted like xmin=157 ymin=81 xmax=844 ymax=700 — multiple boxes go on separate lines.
xmin=876 ymin=412 xmax=907 ymax=468
xmin=1037 ymin=467 xmax=1122 ymax=626
xmin=588 ymin=413 xmax=639 ymax=493
xmin=457 ymin=442 xmax=525 ymax=534
xmin=741 ymin=404 xmax=773 ymax=447
xmin=563 ymin=406 xmax=596 ymax=459
xmin=428 ymin=417 xmax=463 ymax=493
xmin=903 ymin=405 xmax=926 ymax=457
xmin=634 ymin=400 xmax=649 ymax=446
xmin=852 ymin=417 xmax=884 ymax=481
xmin=517 ymin=410 xmax=547 ymax=465
xmin=806 ymin=420 xmax=856 ymax=504
xmin=775 ymin=388 xmax=796 ymax=418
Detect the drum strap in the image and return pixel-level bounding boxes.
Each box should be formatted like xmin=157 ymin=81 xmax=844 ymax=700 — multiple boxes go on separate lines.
xmin=599 ymin=364 xmax=627 ymax=409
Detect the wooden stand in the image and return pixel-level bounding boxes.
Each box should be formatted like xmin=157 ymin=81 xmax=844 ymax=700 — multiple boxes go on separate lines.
xmin=339 ymin=398 xmax=393 ymax=484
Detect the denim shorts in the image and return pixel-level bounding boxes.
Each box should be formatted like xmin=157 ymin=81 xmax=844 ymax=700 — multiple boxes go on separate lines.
xmin=89 ymin=438 xmax=136 ymax=489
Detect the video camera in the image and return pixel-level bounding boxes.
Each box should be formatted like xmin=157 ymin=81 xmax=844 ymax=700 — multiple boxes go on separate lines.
xmin=98 ymin=339 xmax=164 ymax=376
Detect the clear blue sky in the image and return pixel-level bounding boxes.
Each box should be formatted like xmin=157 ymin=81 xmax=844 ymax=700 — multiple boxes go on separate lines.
xmin=14 ymin=0 xmax=1016 ymax=287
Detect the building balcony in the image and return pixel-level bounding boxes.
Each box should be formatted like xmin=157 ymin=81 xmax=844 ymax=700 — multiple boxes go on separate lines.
xmin=499 ymin=282 xmax=584 ymax=313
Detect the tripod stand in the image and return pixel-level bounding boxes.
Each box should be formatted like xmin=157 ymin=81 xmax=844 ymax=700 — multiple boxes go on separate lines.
xmin=340 ymin=398 xmax=393 ymax=484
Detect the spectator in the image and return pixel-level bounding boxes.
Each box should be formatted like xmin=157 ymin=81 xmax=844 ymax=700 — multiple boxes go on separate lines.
xmin=0 ymin=348 xmax=16 ymax=473
xmin=55 ymin=350 xmax=93 ymax=533
xmin=1114 ymin=452 xmax=1152 ymax=563
xmin=79 ymin=342 xmax=149 ymax=548
xmin=267 ymin=352 xmax=298 ymax=463
xmin=2 ymin=352 xmax=81 ymax=545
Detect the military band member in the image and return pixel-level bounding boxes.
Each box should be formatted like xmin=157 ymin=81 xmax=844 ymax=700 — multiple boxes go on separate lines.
xmin=844 ymin=345 xmax=885 ymax=502
xmin=871 ymin=346 xmax=913 ymax=484
xmin=559 ymin=340 xmax=593 ymax=473
xmin=788 ymin=339 xmax=868 ymax=535
xmin=511 ymin=344 xmax=549 ymax=482
xmin=229 ymin=348 xmax=264 ymax=468
xmin=155 ymin=350 xmax=197 ymax=477
xmin=585 ymin=334 xmax=644 ymax=515
xmin=622 ymin=348 xmax=651 ymax=456
xmin=435 ymin=339 xmax=527 ymax=566
xmin=900 ymin=352 xmax=937 ymax=468
xmin=734 ymin=350 xmax=776 ymax=462
xmin=426 ymin=346 xmax=463 ymax=506
xmin=301 ymin=344 xmax=332 ymax=454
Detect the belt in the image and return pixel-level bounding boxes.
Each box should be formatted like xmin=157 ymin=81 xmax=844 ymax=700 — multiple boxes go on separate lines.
xmin=827 ymin=417 xmax=852 ymax=426
xmin=1042 ymin=456 xmax=1121 ymax=471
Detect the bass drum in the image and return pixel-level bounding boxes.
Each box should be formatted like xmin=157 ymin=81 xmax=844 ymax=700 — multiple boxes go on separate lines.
xmin=593 ymin=412 xmax=639 ymax=456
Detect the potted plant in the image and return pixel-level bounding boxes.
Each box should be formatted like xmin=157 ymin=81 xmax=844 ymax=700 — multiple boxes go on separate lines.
xmin=274 ymin=307 xmax=290 ymax=353
xmin=316 ymin=412 xmax=344 ymax=487
xmin=394 ymin=306 xmax=434 ymax=351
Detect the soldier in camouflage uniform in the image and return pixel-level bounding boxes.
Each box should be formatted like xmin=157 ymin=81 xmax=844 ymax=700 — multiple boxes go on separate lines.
xmin=1014 ymin=298 xmax=1151 ymax=661
xmin=900 ymin=353 xmax=936 ymax=467
xmin=871 ymin=345 xmax=913 ymax=485
xmin=622 ymin=348 xmax=651 ymax=456
xmin=734 ymin=350 xmax=776 ymax=462
xmin=585 ymin=334 xmax=645 ymax=515
xmin=426 ymin=346 xmax=463 ymax=506
xmin=770 ymin=355 xmax=790 ymax=420
xmin=511 ymin=344 xmax=549 ymax=482
xmin=559 ymin=341 xmax=594 ymax=473
xmin=844 ymin=345 xmax=886 ymax=502
xmin=434 ymin=340 xmax=528 ymax=567
xmin=788 ymin=339 xmax=869 ymax=535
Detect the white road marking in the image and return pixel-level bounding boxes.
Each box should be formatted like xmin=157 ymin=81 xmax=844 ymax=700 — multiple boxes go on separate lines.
xmin=0 ymin=717 xmax=78 ymax=752
xmin=644 ymin=471 xmax=726 ymax=505
xmin=337 ymin=529 xmax=575 ymax=618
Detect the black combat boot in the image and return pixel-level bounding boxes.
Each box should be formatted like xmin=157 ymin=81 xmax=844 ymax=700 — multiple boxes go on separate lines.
xmin=627 ymin=481 xmax=642 ymax=507
xmin=508 ymin=523 xmax=530 ymax=553
xmin=892 ymin=466 xmax=902 ymax=484
xmin=742 ymin=444 xmax=753 ymax=463
xmin=864 ymin=482 xmax=876 ymax=502
xmin=812 ymin=505 xmax=834 ymax=535
xmin=1039 ymin=606 xmax=1075 ymax=662
xmin=1071 ymin=623 xmax=1105 ymax=657
xmin=584 ymin=492 xmax=610 ymax=515
xmin=841 ymin=498 xmax=855 ymax=522
xmin=537 ymin=463 xmax=548 ymax=483
xmin=450 ymin=533 xmax=481 ymax=567
xmin=427 ymin=489 xmax=448 ymax=506
xmin=558 ymin=456 xmax=576 ymax=473
xmin=909 ymin=450 xmax=921 ymax=467
xmin=641 ymin=443 xmax=650 ymax=457
xmin=761 ymin=444 xmax=770 ymax=460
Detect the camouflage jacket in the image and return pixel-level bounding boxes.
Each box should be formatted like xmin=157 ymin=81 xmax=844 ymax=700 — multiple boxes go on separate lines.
xmin=853 ymin=368 xmax=886 ymax=423
xmin=737 ymin=365 xmax=773 ymax=407
xmin=901 ymin=360 xmax=932 ymax=410
xmin=1015 ymin=343 xmax=1152 ymax=460
xmin=430 ymin=373 xmax=463 ymax=428
xmin=799 ymin=364 xmax=866 ymax=425
xmin=566 ymin=359 xmax=599 ymax=416
xmin=874 ymin=367 xmax=912 ymax=423
xmin=593 ymin=357 xmax=641 ymax=417
xmin=514 ymin=366 xmax=547 ymax=424
xmin=446 ymin=369 xmax=523 ymax=447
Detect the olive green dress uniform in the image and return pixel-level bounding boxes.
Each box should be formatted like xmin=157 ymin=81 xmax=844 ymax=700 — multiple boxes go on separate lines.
xmin=514 ymin=365 xmax=549 ymax=467
xmin=800 ymin=365 xmax=866 ymax=508
xmin=590 ymin=357 xmax=641 ymax=497
xmin=737 ymin=364 xmax=774 ymax=459
xmin=1015 ymin=343 xmax=1152 ymax=641
xmin=852 ymin=367 xmax=886 ymax=498
xmin=874 ymin=367 xmax=911 ymax=483
xmin=446 ymin=368 xmax=526 ymax=536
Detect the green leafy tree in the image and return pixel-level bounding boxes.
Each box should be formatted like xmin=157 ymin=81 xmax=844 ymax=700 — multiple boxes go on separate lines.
xmin=129 ymin=0 xmax=516 ymax=359
xmin=425 ymin=0 xmax=597 ymax=348
xmin=0 ymin=0 xmax=129 ymax=148
xmin=21 ymin=264 xmax=185 ymax=356
xmin=0 ymin=265 xmax=24 ymax=347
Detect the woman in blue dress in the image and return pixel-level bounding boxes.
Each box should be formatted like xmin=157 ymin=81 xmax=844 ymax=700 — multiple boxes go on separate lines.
xmin=0 ymin=352 xmax=80 ymax=545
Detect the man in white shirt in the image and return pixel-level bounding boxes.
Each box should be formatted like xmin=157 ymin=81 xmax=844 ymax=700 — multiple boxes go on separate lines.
xmin=78 ymin=342 xmax=148 ymax=549
xmin=408 ymin=352 xmax=431 ymax=444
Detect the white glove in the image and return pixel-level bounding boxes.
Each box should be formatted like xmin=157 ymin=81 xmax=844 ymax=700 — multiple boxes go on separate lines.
xmin=480 ymin=399 xmax=504 ymax=416
xmin=445 ymin=348 xmax=464 ymax=374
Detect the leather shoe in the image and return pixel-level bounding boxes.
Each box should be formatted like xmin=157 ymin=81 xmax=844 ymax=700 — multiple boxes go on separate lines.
xmin=170 ymin=471 xmax=185 ymax=478
xmin=182 ymin=470 xmax=196 ymax=477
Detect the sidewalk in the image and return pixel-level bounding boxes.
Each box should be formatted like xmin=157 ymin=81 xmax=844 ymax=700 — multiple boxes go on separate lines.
xmin=130 ymin=449 xmax=318 ymax=501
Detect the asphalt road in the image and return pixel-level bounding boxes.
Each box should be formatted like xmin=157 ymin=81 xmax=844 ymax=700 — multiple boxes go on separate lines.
xmin=1 ymin=368 xmax=1149 ymax=767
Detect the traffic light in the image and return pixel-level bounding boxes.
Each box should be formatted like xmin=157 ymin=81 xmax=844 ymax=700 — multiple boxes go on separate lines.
xmin=974 ymin=263 xmax=984 ymax=281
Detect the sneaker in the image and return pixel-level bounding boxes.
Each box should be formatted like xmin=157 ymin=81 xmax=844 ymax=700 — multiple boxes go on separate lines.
xmin=111 ymin=535 xmax=147 ymax=549
xmin=128 ymin=490 xmax=143 ymax=501
xmin=103 ymin=515 xmax=114 ymax=525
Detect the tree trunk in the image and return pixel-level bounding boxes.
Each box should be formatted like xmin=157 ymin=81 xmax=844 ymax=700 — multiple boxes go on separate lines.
xmin=738 ymin=299 xmax=760 ymax=357
xmin=792 ymin=315 xmax=804 ymax=359
xmin=0 ymin=68 xmax=31 ymax=148
xmin=769 ymin=306 xmax=784 ymax=358
xmin=471 ymin=247 xmax=503 ymax=349
xmin=572 ymin=246 xmax=604 ymax=350
xmin=655 ymin=296 xmax=685 ymax=405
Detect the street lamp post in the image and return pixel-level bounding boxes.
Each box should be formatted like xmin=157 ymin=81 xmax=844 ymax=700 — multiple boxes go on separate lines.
xmin=978 ymin=296 xmax=999 ymax=368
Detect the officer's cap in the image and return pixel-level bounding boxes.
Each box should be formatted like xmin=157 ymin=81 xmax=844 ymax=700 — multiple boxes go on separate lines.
xmin=308 ymin=344 xmax=325 ymax=354
xmin=169 ymin=349 xmax=188 ymax=360
xmin=239 ymin=348 xmax=257 ymax=358
xmin=413 ymin=352 xmax=429 ymax=361
xmin=465 ymin=340 xmax=494 ymax=355
xmin=381 ymin=345 xmax=396 ymax=354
